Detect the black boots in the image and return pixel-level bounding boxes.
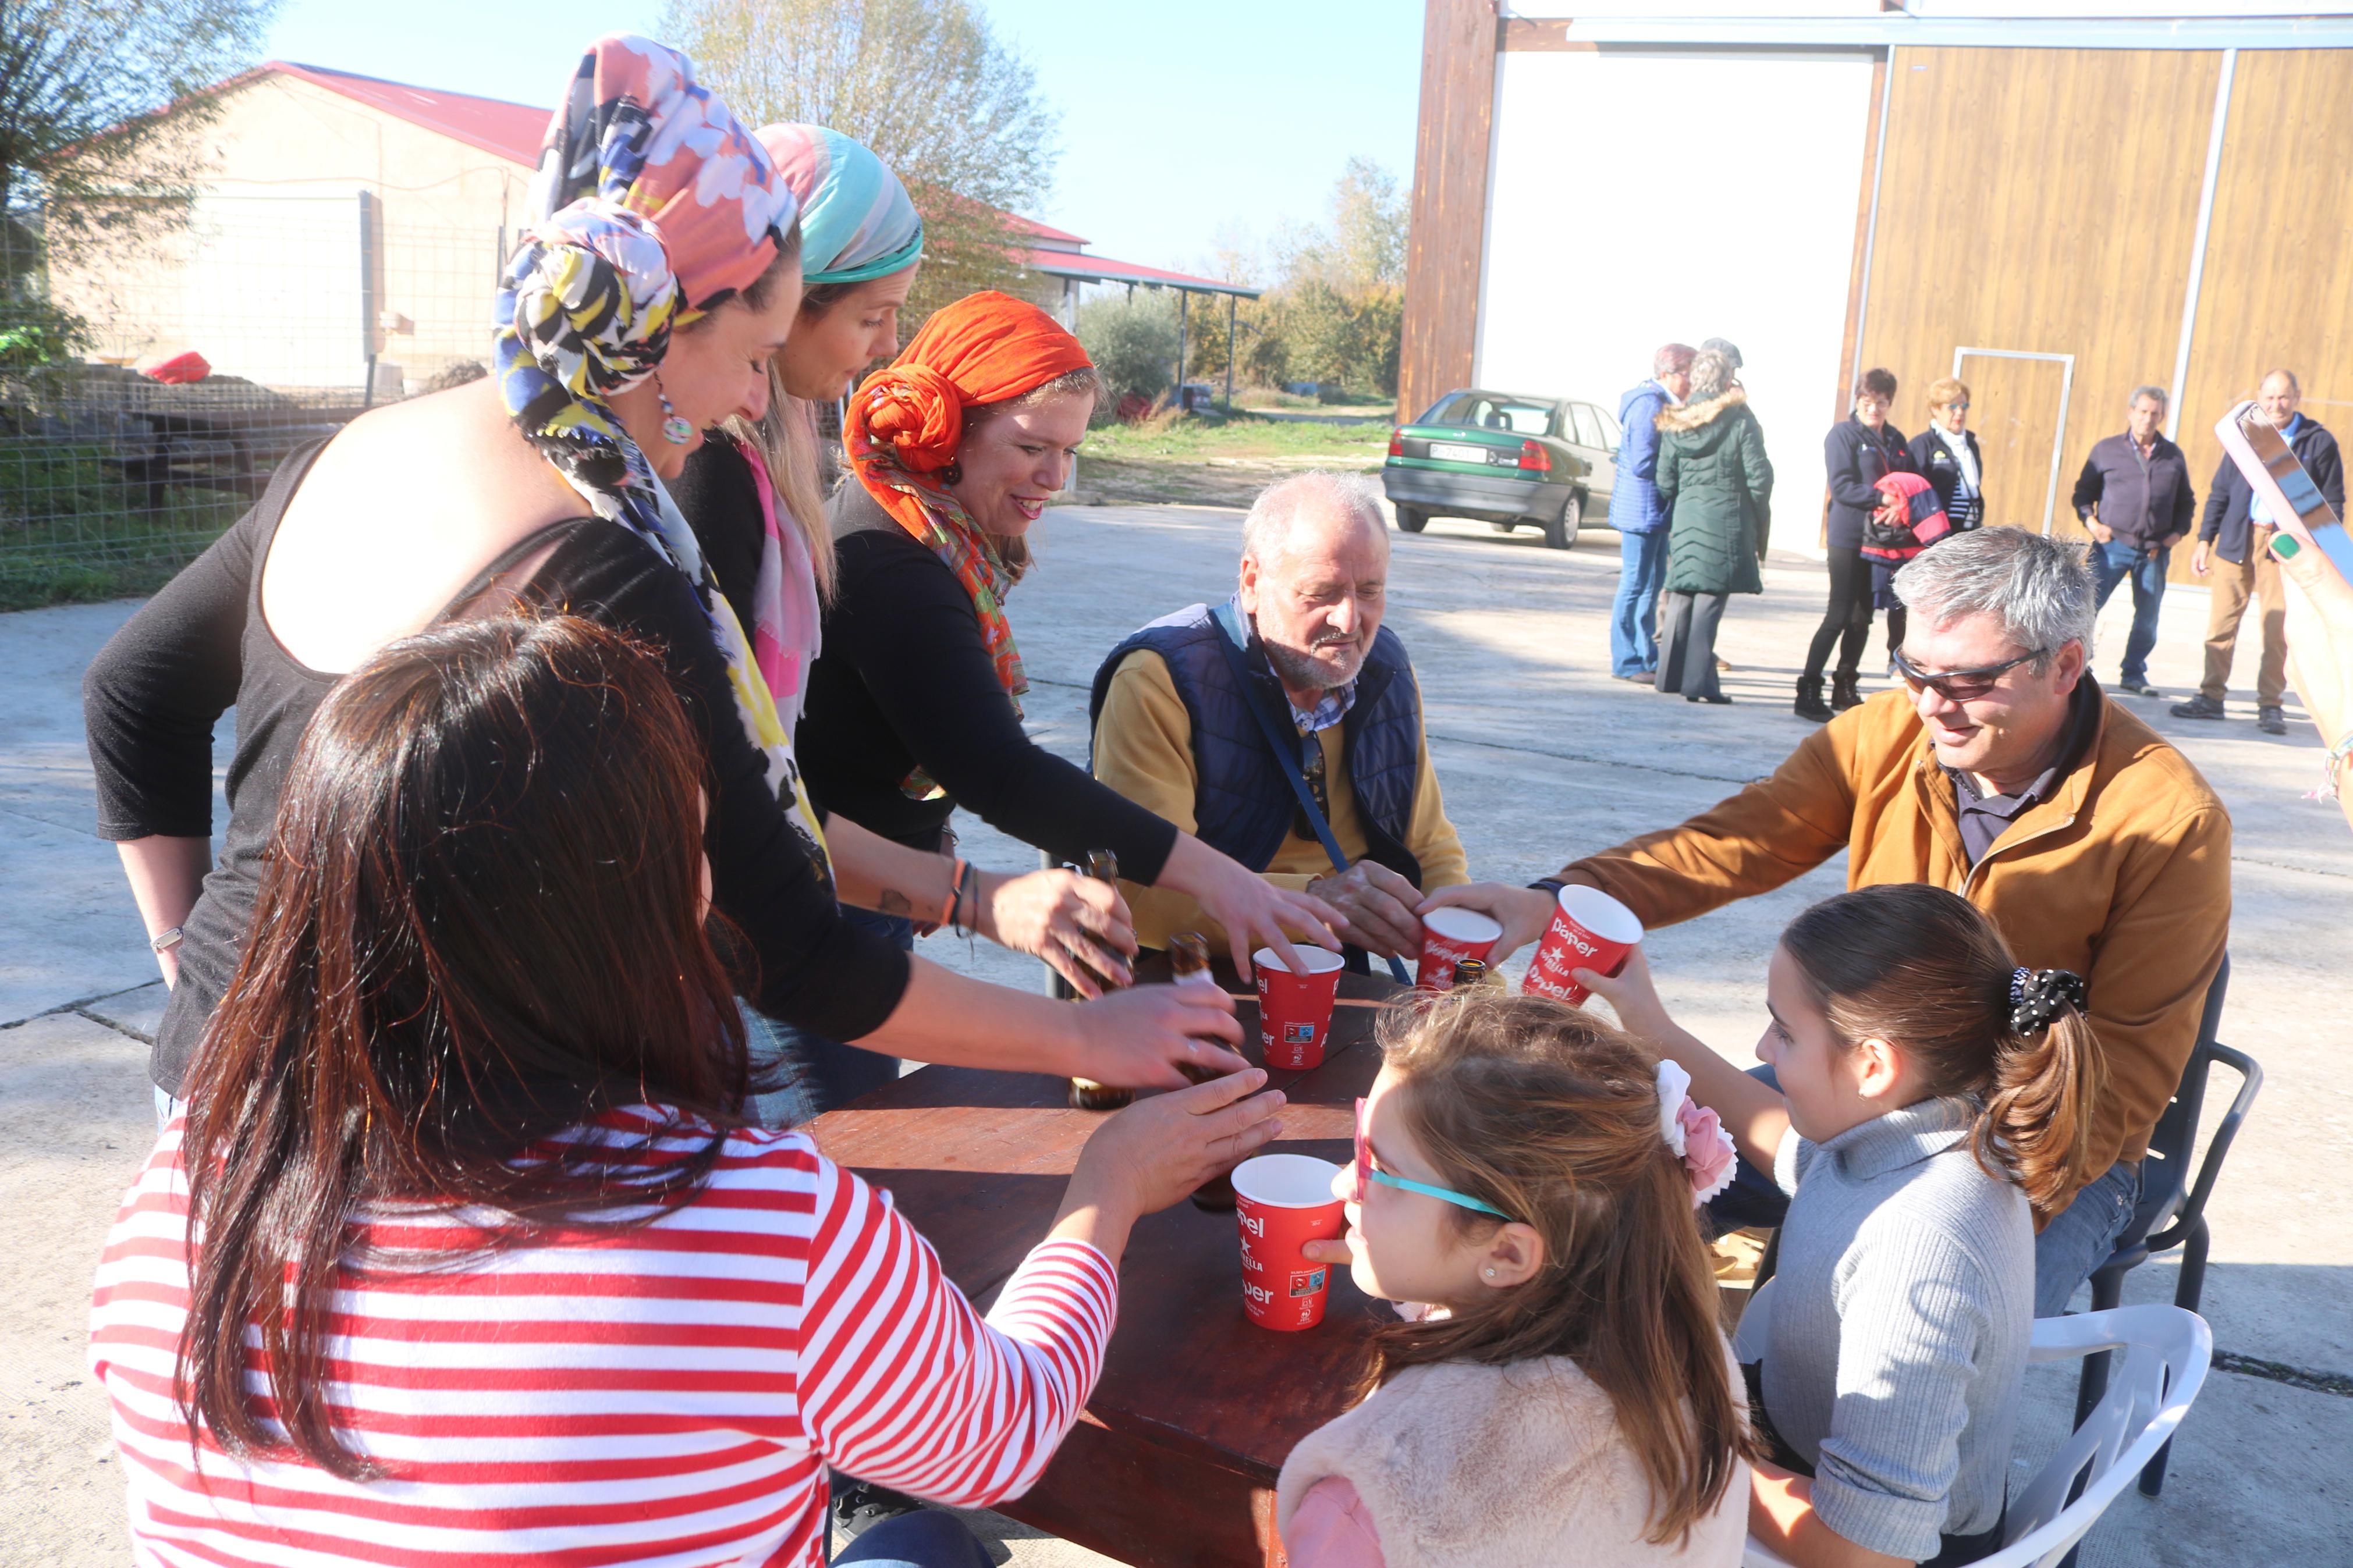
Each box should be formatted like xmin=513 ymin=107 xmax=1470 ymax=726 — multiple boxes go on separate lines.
xmin=1794 ymin=675 xmax=1832 ymax=722
xmin=1830 ymin=672 xmax=1864 ymax=712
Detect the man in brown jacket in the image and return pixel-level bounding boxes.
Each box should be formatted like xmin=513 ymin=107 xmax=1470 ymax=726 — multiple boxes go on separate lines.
xmin=1429 ymin=527 xmax=2230 ymax=1315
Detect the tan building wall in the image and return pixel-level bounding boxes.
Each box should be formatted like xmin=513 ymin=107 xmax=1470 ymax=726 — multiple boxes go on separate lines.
xmin=51 ymin=73 xmax=534 ymax=389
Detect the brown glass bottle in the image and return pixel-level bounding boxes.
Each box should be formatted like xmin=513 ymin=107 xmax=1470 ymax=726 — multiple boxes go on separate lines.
xmin=1450 ymin=958 xmax=1489 ymax=991
xmin=1170 ymin=930 xmax=1238 ymax=1209
xmin=1069 ymin=849 xmax=1135 ymax=1111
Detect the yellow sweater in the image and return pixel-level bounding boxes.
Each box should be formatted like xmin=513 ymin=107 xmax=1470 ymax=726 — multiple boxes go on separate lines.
xmin=1091 ymin=648 xmax=1469 ymax=952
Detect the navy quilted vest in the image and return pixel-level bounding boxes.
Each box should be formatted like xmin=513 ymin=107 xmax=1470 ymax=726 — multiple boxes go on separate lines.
xmin=1088 ymin=599 xmax=1424 ymax=883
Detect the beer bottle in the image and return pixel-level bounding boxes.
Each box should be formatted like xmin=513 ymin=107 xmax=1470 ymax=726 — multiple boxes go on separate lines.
xmin=1069 ymin=849 xmax=1135 ymax=1111
xmin=1172 ymin=930 xmax=1237 ymax=1211
xmin=1450 ymin=958 xmax=1489 ymax=991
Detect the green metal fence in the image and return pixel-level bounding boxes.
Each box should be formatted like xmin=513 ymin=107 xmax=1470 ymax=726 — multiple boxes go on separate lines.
xmin=1 ymin=201 xmax=501 ymax=603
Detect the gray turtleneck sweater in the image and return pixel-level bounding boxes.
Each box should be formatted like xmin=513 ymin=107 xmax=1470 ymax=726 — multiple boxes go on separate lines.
xmin=1737 ymin=1097 xmax=2033 ymax=1562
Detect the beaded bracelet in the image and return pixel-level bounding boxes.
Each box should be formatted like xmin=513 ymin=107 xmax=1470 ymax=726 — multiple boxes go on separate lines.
xmin=2315 ymin=733 xmax=2353 ymax=802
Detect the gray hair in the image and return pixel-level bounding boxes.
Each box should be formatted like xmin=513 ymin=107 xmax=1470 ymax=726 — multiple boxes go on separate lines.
xmin=1891 ymin=528 xmax=2095 ymax=669
xmin=1241 ymin=471 xmax=1388 ymax=563
xmin=1687 ymin=350 xmax=1735 ymax=403
xmin=2262 ymin=367 xmax=2301 ymax=393
xmin=2130 ymin=384 xmax=2170 ymax=413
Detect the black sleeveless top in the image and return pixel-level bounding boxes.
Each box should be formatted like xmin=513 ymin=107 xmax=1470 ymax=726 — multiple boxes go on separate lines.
xmin=83 ymin=440 xmax=908 ymax=1095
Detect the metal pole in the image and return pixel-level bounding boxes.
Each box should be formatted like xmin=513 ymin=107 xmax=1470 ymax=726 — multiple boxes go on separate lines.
xmin=359 ymin=190 xmax=380 ymax=407
xmin=1226 ymin=294 xmax=1238 ymax=408
xmin=1176 ymin=289 xmax=1190 ymax=407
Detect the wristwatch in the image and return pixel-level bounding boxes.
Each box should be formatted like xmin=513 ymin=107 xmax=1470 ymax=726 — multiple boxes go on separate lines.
xmin=1526 ymin=879 xmax=1567 ymax=899
xmin=150 ymin=926 xmax=186 ymax=954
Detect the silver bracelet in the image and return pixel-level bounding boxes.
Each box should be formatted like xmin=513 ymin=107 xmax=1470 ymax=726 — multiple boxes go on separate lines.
xmin=149 ymin=926 xmax=186 ymax=954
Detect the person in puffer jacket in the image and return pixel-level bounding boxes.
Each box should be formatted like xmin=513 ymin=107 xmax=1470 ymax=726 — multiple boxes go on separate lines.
xmin=1652 ymin=349 xmax=1772 ymax=706
xmin=1606 ymin=344 xmax=1698 ymax=681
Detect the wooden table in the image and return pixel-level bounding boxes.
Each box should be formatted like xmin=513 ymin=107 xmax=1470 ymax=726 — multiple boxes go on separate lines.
xmin=805 ymin=962 xmax=1407 ymax=1568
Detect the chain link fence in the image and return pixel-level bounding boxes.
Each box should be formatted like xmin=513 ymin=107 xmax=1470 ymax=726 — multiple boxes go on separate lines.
xmin=1 ymin=198 xmax=503 ymax=605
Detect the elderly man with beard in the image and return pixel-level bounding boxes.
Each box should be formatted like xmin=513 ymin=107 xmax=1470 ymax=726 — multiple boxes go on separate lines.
xmin=1089 ymin=471 xmax=1467 ymax=963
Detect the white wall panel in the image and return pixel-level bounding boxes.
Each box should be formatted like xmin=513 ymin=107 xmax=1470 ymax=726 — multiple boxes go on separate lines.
xmin=1477 ymin=48 xmax=1876 ymax=553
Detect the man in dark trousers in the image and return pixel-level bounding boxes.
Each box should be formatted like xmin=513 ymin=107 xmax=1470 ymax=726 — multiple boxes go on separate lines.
xmin=2071 ymin=385 xmax=2196 ymax=698
xmin=2175 ymin=368 xmax=2344 ymax=734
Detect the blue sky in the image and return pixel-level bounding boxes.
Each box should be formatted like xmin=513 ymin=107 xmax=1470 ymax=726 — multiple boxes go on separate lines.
xmin=262 ymin=1 xmax=1424 ymax=284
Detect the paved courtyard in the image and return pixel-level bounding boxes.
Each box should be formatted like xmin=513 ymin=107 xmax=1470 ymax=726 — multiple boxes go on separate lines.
xmin=3 ymin=500 xmax=2347 ymax=1566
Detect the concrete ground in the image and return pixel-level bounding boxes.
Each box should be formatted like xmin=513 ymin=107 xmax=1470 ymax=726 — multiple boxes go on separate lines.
xmin=3 ymin=502 xmax=2345 ymax=1566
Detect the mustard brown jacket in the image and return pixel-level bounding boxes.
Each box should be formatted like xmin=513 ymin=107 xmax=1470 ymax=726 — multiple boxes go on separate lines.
xmin=1559 ymin=686 xmax=2230 ymax=1196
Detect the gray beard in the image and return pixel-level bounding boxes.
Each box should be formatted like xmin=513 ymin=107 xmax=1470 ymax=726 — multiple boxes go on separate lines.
xmin=1263 ymin=637 xmax=1362 ymax=695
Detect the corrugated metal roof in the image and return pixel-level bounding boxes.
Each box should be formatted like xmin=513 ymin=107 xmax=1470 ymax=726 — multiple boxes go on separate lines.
xmin=267 ymin=61 xmax=549 ymax=167
xmin=1022 ymin=248 xmax=1261 ymax=298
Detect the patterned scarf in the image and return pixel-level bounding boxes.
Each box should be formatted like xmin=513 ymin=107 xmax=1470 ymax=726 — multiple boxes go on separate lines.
xmin=843 ymin=291 xmax=1094 ymax=721
xmin=492 ymin=34 xmax=833 ymax=883
xmin=757 ymin=123 xmax=924 ymax=286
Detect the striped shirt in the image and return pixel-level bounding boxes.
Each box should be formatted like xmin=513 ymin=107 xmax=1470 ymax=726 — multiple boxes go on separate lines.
xmin=89 ymin=1110 xmax=1117 ymax=1567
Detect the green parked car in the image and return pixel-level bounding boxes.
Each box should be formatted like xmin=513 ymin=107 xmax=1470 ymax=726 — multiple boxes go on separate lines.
xmin=1381 ymin=388 xmax=1620 ymax=549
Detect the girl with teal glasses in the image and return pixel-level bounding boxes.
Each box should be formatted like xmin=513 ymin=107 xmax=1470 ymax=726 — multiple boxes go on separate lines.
xmin=1276 ymin=990 xmax=1753 ymax=1567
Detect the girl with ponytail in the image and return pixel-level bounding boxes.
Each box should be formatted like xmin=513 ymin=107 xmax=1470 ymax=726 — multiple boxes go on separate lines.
xmin=1582 ymin=882 xmax=2104 ymax=1568
xmin=1276 ymin=989 xmax=1754 ymax=1567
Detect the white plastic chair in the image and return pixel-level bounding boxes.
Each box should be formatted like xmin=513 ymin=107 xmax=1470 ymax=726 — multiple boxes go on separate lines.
xmin=1742 ymin=1304 xmax=2211 ymax=1568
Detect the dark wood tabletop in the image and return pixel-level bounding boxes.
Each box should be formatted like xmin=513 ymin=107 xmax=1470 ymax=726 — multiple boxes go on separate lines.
xmin=804 ymin=959 xmax=1411 ymax=1568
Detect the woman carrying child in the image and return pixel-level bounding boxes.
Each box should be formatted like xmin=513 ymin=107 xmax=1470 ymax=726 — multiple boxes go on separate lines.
xmin=1584 ymin=883 xmax=2104 ymax=1568
xmin=1276 ymin=989 xmax=1754 ymax=1567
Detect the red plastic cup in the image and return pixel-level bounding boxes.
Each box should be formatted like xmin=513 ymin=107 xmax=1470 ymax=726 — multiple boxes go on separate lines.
xmin=1231 ymin=1153 xmax=1346 ymax=1331
xmin=1415 ymin=906 xmax=1503 ymax=990
xmin=1253 ymin=946 xmax=1344 ymax=1070
xmin=1520 ymin=886 xmax=1644 ymax=1005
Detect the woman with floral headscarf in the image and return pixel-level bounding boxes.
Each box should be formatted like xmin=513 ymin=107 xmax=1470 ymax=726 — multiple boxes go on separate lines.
xmin=84 ymin=34 xmax=1244 ymax=1132
xmin=795 ymin=291 xmax=1340 ymax=994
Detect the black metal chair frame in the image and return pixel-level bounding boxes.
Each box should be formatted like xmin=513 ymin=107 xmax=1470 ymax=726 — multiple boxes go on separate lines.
xmin=2071 ymin=954 xmax=2262 ymax=1498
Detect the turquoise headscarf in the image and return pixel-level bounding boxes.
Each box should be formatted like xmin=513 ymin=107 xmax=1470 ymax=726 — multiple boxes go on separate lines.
xmin=755 ymin=124 xmax=924 ymax=285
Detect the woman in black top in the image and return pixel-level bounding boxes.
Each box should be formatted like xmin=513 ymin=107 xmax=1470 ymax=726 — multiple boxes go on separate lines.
xmin=83 ymin=36 xmax=1240 ymax=1117
xmin=1909 ymin=376 xmax=1986 ymax=533
xmin=1798 ymin=367 xmax=1918 ymax=721
xmin=772 ymin=291 xmax=1336 ymax=982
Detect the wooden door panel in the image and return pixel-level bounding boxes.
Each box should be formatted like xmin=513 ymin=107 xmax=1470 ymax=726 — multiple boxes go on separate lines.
xmin=1957 ymin=353 xmax=2072 ymax=536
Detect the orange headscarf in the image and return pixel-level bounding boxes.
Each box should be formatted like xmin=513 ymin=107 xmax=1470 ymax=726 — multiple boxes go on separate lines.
xmin=844 ymin=291 xmax=1093 ymax=727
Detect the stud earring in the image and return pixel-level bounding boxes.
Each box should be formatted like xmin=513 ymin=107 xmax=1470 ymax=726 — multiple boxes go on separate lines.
xmin=1482 ymin=1267 xmax=1497 ymax=1279
xmin=654 ymin=373 xmax=692 ymax=446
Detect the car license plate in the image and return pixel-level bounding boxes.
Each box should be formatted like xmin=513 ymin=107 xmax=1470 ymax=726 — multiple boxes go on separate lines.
xmin=1428 ymin=442 xmax=1493 ymax=464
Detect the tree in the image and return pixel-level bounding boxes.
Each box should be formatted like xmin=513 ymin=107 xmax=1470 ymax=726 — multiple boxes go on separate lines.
xmin=1076 ymin=289 xmax=1177 ymax=405
xmin=1207 ymin=158 xmax=1408 ymax=401
xmin=662 ymin=0 xmax=1059 ymax=332
xmin=0 ymin=0 xmax=279 ymax=287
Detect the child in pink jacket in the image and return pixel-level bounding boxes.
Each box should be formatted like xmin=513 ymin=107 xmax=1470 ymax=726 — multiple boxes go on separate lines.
xmin=1276 ymin=991 xmax=1752 ymax=1568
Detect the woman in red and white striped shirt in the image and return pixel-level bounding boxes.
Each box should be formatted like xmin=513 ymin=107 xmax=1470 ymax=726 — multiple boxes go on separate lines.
xmin=89 ymin=614 xmax=1284 ymax=1568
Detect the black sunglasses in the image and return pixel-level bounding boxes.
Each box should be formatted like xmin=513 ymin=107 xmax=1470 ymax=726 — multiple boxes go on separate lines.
xmin=1891 ymin=645 xmax=2047 ymax=702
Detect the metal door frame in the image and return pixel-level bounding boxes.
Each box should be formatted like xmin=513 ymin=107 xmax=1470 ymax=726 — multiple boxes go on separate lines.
xmin=1953 ymin=347 xmax=2075 ymax=535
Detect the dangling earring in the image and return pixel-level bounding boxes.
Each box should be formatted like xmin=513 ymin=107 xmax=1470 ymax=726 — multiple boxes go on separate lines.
xmin=654 ymin=372 xmax=692 ymax=446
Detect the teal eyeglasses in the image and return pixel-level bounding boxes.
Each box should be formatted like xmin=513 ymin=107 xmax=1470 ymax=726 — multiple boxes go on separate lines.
xmin=1354 ymin=1097 xmax=1512 ymax=1219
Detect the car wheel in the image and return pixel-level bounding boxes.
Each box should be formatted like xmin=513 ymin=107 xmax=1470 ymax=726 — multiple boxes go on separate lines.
xmin=1489 ymin=520 xmax=1517 ymax=534
xmin=1541 ymin=492 xmax=1582 ymax=551
xmin=1394 ymin=506 xmax=1428 ymax=534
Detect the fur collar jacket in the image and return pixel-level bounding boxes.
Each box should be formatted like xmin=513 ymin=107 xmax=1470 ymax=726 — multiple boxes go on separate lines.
xmin=1655 ymin=387 xmax=1747 ymax=434
xmin=1275 ymin=1354 xmax=1748 ymax=1568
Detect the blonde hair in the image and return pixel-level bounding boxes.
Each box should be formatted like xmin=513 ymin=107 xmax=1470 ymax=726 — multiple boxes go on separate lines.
xmin=1926 ymin=375 xmax=1971 ymax=411
xmin=1367 ymin=990 xmax=1752 ymax=1545
xmin=722 ymin=369 xmax=836 ymax=599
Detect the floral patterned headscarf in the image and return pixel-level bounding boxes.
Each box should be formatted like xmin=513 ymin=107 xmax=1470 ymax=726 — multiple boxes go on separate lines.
xmin=844 ymin=291 xmax=1093 ymax=719
xmin=492 ymin=34 xmax=832 ymax=882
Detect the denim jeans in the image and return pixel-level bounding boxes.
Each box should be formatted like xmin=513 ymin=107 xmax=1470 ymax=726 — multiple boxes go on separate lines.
xmin=832 ymin=1507 xmax=993 ymax=1568
xmin=2030 ymin=1158 xmax=2142 ymax=1318
xmin=1609 ymin=527 xmax=1672 ymax=676
xmin=2088 ymin=539 xmax=2171 ymax=686
xmin=1703 ymin=1065 xmax=2146 ymax=1317
xmin=744 ymin=907 xmax=912 ymax=1127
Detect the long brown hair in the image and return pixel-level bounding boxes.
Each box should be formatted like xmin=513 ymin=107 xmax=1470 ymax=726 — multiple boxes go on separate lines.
xmin=1367 ymin=991 xmax=1752 ymax=1545
xmin=178 ymin=614 xmax=749 ymax=1479
xmin=1779 ymin=883 xmax=2104 ymax=1221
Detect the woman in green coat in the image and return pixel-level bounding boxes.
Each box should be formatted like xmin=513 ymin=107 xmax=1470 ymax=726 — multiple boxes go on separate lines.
xmin=1654 ymin=348 xmax=1773 ymax=704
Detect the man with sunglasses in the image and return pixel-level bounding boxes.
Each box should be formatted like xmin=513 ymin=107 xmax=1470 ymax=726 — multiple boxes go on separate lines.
xmin=1426 ymin=527 xmax=2230 ymax=1315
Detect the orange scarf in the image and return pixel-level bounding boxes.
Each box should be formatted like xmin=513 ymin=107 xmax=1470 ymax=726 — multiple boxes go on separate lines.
xmin=844 ymin=291 xmax=1092 ymax=712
